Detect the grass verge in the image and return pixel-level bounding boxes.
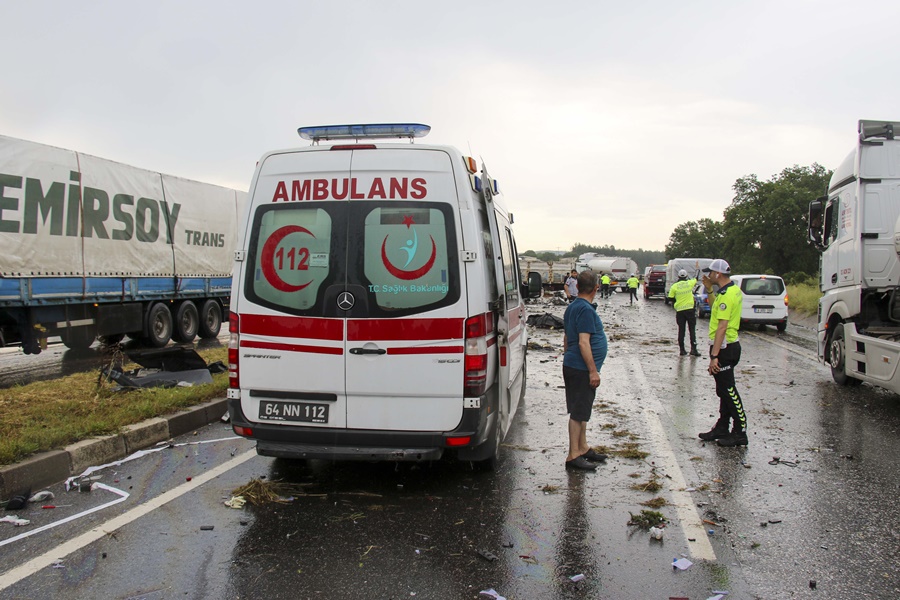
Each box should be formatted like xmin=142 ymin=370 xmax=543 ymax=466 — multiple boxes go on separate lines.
xmin=0 ymin=346 xmax=227 ymax=467
xmin=787 ymin=282 xmax=821 ymax=316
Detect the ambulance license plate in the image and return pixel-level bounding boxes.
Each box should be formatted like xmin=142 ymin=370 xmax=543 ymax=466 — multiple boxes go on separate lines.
xmin=754 ymin=307 xmax=773 ymax=314
xmin=258 ymin=401 xmax=329 ymax=423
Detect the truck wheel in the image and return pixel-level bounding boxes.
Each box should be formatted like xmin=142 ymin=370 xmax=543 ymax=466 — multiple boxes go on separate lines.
xmin=198 ymin=300 xmax=223 ymax=339
xmin=828 ymin=323 xmax=862 ymax=386
xmin=173 ymin=301 xmax=199 ymax=343
xmin=144 ymin=303 xmax=173 ymax=348
xmin=776 ymin=321 xmax=787 ymax=332
xmin=61 ymin=327 xmax=96 ymax=350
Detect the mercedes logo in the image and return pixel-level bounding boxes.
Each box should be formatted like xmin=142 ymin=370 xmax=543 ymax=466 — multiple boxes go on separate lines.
xmin=337 ymin=291 xmax=355 ymax=311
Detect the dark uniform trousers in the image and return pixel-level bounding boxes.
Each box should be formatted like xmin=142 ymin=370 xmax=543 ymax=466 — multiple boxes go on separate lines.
xmin=710 ymin=341 xmax=746 ymax=433
xmin=675 ymin=309 xmax=698 ymax=351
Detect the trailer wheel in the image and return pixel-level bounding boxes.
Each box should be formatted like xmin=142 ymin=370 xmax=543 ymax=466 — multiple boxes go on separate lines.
xmin=144 ymin=303 xmax=173 ymax=348
xmin=828 ymin=323 xmax=862 ymax=386
xmin=198 ymin=300 xmax=223 ymax=339
xmin=61 ymin=327 xmax=96 ymax=350
xmin=173 ymin=301 xmax=199 ymax=343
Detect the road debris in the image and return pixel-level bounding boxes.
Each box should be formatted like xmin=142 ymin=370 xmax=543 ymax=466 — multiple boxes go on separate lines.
xmin=0 ymin=515 xmax=31 ymax=527
xmin=479 ymin=589 xmax=507 ymax=600
xmin=224 ymin=496 xmax=247 ymax=509
xmin=477 ymin=549 xmax=499 ymax=562
xmin=648 ymin=526 xmax=664 ymax=540
xmin=231 ymin=478 xmax=308 ymax=505
xmin=768 ymin=456 xmax=797 ymax=467
xmin=28 ymin=491 xmax=54 ymax=503
xmin=628 ymin=509 xmax=667 ymax=529
xmin=672 ymin=557 xmax=693 ymax=570
xmin=569 ymin=574 xmax=585 ymax=582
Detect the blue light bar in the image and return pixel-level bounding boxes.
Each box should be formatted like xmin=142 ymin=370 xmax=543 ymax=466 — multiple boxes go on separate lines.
xmin=297 ymin=123 xmax=431 ymax=142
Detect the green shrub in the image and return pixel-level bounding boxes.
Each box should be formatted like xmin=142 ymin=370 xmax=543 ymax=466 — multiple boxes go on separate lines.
xmin=787 ymin=282 xmax=821 ymax=316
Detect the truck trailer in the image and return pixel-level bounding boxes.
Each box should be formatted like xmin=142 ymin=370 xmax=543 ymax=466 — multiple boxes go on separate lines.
xmin=808 ymin=120 xmax=900 ymax=393
xmin=577 ymin=255 xmax=638 ymax=291
xmin=0 ymin=134 xmax=247 ymax=353
xmin=664 ymin=258 xmax=713 ymax=304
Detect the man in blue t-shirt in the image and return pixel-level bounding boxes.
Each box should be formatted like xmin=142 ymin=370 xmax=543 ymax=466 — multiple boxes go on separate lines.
xmin=562 ymin=270 xmax=609 ymax=471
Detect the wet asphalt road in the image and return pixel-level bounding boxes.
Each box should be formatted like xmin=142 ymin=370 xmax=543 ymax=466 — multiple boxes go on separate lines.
xmin=1 ymin=292 xmax=899 ymax=599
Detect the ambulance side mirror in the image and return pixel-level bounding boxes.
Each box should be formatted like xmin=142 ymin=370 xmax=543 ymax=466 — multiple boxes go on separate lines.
xmin=523 ymin=271 xmax=543 ymax=299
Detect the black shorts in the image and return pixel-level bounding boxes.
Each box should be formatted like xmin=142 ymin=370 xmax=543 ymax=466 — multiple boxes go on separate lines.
xmin=563 ymin=365 xmax=596 ymax=422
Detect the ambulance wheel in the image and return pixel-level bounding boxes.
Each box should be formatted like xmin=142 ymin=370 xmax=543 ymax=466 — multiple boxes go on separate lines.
xmin=476 ymin=420 xmax=502 ymax=472
xmin=61 ymin=327 xmax=96 ymax=350
xmin=144 ymin=303 xmax=173 ymax=348
xmin=198 ymin=300 xmax=223 ymax=339
xmin=828 ymin=323 xmax=862 ymax=386
xmin=173 ymin=301 xmax=199 ymax=343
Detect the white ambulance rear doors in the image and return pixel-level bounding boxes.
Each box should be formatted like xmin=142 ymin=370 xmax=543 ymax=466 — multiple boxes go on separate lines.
xmin=237 ymin=145 xmax=465 ymax=433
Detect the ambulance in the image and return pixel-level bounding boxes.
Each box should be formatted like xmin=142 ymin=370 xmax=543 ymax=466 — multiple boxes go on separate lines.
xmin=227 ymin=124 xmax=542 ymax=468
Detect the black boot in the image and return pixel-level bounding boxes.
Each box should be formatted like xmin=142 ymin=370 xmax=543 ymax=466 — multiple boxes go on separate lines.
xmin=699 ymin=418 xmax=729 ymax=441
xmin=690 ymin=346 xmax=701 ymax=356
xmin=679 ymin=347 xmax=688 ymax=356
xmin=717 ymin=431 xmax=749 ymax=446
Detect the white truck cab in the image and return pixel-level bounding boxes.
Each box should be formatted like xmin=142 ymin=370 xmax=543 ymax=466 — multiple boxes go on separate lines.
xmin=227 ymin=124 xmax=541 ymax=467
xmin=808 ymin=120 xmax=900 ymax=392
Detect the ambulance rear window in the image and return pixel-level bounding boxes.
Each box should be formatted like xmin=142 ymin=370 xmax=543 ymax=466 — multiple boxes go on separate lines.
xmin=360 ymin=205 xmax=454 ymax=312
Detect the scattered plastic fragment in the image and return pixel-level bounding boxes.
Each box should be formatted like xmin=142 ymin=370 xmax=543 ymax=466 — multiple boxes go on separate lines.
xmin=51 ymin=561 xmax=65 ymax=569
xmin=570 ymin=574 xmax=585 ymax=582
xmin=648 ymin=526 xmax=664 ymax=540
xmin=768 ymin=519 xmax=782 ymax=524
xmin=200 ymin=525 xmax=214 ymax=531
xmin=809 ymin=580 xmax=817 ymax=589
xmin=29 ymin=491 xmax=54 ymax=503
xmin=672 ymin=557 xmax=693 ymax=570
xmin=224 ymin=496 xmax=247 ymax=509
xmin=708 ymin=529 xmax=715 ymax=535
xmin=477 ymin=549 xmax=499 ymax=562
xmin=41 ymin=505 xmax=71 ymax=509
xmin=519 ymin=555 xmax=538 ymax=564
xmin=479 ymin=590 xmax=506 ymax=600
xmin=502 ymin=542 xmax=514 ymax=548
xmin=0 ymin=515 xmax=31 ymax=527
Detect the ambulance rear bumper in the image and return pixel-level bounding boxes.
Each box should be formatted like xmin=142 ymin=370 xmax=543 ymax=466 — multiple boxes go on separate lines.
xmin=227 ymin=391 xmax=495 ymax=462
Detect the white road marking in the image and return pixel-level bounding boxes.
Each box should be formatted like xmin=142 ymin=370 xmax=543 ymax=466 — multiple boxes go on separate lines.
xmin=0 ymin=449 xmax=256 ymax=590
xmin=628 ymin=355 xmax=717 ymax=561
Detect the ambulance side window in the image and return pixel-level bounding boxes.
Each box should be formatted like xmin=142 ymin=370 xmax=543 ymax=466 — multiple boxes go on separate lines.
xmin=497 ymin=221 xmax=518 ymax=305
xmin=478 ymin=205 xmax=498 ymax=302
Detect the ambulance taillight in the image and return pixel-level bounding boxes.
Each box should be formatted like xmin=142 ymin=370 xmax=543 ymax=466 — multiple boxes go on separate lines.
xmin=228 ymin=313 xmax=240 ymax=389
xmin=464 ymin=314 xmax=490 ymax=396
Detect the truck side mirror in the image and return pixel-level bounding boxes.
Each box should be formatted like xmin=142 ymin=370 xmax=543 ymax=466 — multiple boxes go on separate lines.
xmin=808 ymin=196 xmax=825 ymax=249
xmin=523 ymin=271 xmax=543 ymax=299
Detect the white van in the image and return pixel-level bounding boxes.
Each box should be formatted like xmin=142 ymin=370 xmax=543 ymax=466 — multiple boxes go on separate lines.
xmin=730 ymin=274 xmax=789 ymax=332
xmin=227 ymin=124 xmax=541 ymax=468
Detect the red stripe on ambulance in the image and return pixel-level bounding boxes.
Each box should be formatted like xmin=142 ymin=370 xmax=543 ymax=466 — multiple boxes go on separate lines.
xmin=241 ymin=340 xmax=343 ymax=355
xmin=348 ymin=318 xmax=463 ymax=341
xmin=240 ymin=314 xmax=343 ymax=341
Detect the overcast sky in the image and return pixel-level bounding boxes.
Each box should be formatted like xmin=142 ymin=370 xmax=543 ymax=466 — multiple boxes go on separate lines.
xmin=2 ymin=1 xmax=898 ymax=254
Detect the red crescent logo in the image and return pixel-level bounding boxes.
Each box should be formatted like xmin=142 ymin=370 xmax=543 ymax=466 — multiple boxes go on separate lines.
xmin=261 ymin=225 xmax=314 ymax=292
xmin=381 ymin=235 xmax=437 ymax=280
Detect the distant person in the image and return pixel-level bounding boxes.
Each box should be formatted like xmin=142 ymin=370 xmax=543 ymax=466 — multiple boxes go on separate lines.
xmin=562 ymin=270 xmax=608 ymax=471
xmin=668 ymin=269 xmax=701 ymax=356
xmin=626 ymin=273 xmax=640 ymax=305
xmin=600 ymin=273 xmax=611 ymax=299
xmin=565 ymin=270 xmax=578 ymax=302
xmin=698 ymin=259 xmax=748 ymax=447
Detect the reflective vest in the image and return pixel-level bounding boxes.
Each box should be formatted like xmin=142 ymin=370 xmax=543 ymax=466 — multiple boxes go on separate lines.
xmin=709 ymin=282 xmax=742 ymax=344
xmin=668 ymin=278 xmax=697 ymax=311
xmin=601 ymin=275 xmax=611 ymax=285
xmin=627 ymin=276 xmax=639 ymax=289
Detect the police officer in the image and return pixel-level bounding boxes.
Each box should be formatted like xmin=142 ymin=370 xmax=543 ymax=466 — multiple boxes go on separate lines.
xmin=668 ymin=269 xmax=701 ymax=356
xmin=600 ymin=273 xmax=611 ymax=299
xmin=626 ymin=273 xmax=640 ymax=305
xmin=698 ymin=259 xmax=748 ymax=447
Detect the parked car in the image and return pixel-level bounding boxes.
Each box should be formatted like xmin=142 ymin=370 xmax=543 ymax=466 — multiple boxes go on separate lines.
xmin=694 ymin=284 xmax=712 ymax=319
xmin=730 ymin=274 xmax=788 ymax=332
